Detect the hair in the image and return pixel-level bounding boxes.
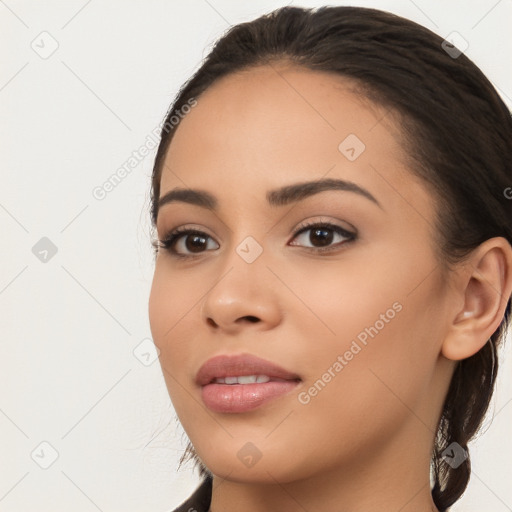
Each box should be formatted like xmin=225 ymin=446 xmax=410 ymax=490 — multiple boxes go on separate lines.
xmin=149 ymin=6 xmax=512 ymax=511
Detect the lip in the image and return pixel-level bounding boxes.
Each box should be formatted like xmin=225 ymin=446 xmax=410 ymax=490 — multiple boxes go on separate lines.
xmin=196 ymin=353 xmax=301 ymax=385
xmin=196 ymin=353 xmax=301 ymax=413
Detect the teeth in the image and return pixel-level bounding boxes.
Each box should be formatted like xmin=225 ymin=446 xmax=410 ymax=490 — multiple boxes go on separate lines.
xmin=214 ymin=375 xmax=271 ymax=384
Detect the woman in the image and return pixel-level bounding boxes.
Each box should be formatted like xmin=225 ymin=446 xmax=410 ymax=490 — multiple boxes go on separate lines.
xmin=147 ymin=5 xmax=512 ymax=512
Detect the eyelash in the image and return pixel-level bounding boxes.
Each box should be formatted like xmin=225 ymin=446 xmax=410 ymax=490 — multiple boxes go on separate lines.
xmin=155 ymin=220 xmax=357 ymax=259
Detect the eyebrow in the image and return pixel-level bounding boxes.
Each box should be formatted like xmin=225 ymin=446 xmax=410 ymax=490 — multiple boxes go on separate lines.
xmin=157 ymin=178 xmax=382 ymax=214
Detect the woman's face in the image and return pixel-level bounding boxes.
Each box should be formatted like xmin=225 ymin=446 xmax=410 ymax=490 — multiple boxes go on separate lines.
xmin=148 ymin=64 xmax=457 ymax=483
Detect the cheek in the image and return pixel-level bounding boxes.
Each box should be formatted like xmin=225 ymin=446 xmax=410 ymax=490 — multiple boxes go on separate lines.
xmin=284 ymin=251 xmax=443 ymax=424
xmin=148 ymin=265 xmax=198 ymax=380
xmin=300 ymin=286 xmax=443 ymax=440
xmin=274 ymin=253 xmax=406 ymax=345
xmin=148 ymin=277 xmax=196 ymax=425
xmin=148 ymin=266 xmax=173 ymax=347
xmin=148 ymin=263 xmax=202 ymax=343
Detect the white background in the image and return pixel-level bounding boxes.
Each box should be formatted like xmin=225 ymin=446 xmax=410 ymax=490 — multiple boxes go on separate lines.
xmin=1 ymin=1 xmax=511 ymax=511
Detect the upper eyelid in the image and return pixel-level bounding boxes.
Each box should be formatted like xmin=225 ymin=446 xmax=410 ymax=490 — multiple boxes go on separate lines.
xmin=294 ymin=217 xmax=356 ymax=234
xmin=162 ymin=218 xmax=355 ymax=239
xmin=160 ymin=213 xmax=356 ymax=234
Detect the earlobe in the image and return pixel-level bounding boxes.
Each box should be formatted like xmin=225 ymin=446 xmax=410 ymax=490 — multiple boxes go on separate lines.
xmin=441 ymin=237 xmax=512 ymax=362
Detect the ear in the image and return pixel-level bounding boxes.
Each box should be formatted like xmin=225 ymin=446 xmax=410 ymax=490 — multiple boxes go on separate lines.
xmin=442 ymin=237 xmax=512 ymax=361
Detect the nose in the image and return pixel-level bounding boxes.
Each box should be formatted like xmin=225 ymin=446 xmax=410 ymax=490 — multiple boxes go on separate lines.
xmin=206 ymin=314 xmax=260 ymax=328
xmin=200 ymin=247 xmax=282 ymax=335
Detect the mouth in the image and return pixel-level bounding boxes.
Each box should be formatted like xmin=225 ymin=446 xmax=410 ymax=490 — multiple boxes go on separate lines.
xmin=196 ymin=353 xmax=302 ymax=413
xmin=211 ymin=375 xmax=294 ymax=384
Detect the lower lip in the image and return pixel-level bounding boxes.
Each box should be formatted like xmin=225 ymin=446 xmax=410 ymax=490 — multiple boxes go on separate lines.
xmin=201 ymin=381 xmax=300 ymax=413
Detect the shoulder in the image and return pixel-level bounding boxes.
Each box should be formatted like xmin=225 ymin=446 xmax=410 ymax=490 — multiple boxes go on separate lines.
xmin=168 ymin=476 xmax=213 ymax=512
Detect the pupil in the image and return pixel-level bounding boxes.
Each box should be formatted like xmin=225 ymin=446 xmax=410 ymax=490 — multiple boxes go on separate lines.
xmin=312 ymin=228 xmax=332 ymax=247
xmin=187 ymin=235 xmax=206 ymax=252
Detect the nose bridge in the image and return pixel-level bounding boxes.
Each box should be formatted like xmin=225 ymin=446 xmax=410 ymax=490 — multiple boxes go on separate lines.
xmin=216 ymin=203 xmax=270 ymax=272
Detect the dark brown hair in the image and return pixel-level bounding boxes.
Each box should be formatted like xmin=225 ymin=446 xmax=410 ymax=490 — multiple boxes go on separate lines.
xmin=149 ymin=6 xmax=512 ymax=511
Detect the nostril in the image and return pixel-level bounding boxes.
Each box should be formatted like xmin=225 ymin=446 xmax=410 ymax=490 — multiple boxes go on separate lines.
xmin=244 ymin=316 xmax=260 ymax=323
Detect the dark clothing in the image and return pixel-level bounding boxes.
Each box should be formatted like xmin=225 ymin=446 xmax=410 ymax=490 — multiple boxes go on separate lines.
xmin=171 ymin=476 xmax=213 ymax=512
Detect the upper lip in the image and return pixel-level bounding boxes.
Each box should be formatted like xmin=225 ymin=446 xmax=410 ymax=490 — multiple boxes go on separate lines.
xmin=195 ymin=353 xmax=301 ymax=386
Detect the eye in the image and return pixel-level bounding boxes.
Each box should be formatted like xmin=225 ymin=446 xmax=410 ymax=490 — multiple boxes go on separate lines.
xmin=155 ymin=220 xmax=356 ymax=258
xmin=154 ymin=227 xmax=219 ymax=258
xmin=289 ymin=220 xmax=356 ymax=253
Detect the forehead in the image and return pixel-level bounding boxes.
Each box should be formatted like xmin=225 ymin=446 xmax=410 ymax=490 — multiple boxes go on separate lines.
xmin=159 ymin=64 xmax=432 ymax=220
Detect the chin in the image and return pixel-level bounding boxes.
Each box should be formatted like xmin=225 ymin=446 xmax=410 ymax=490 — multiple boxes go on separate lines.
xmin=195 ymin=445 xmax=315 ymax=485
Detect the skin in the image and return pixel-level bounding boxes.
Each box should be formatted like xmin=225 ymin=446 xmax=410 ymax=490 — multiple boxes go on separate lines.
xmin=148 ymin=63 xmax=512 ymax=512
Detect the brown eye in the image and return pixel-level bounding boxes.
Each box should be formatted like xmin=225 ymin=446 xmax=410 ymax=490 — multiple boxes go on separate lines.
xmin=158 ymin=229 xmax=219 ymax=256
xmin=183 ymin=233 xmax=208 ymax=253
xmin=290 ymin=222 xmax=356 ymax=252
